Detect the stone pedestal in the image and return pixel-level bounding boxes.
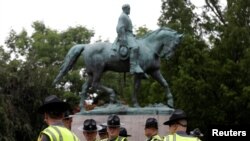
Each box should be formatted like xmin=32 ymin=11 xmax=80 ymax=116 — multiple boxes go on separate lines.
xmin=71 ymin=105 xmax=173 ymax=141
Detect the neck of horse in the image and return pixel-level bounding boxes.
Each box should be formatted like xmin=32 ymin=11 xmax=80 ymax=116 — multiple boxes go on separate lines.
xmin=142 ymin=36 xmax=163 ymax=56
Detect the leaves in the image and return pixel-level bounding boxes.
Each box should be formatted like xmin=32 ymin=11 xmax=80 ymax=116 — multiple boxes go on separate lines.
xmin=0 ymin=21 xmax=94 ymax=140
xmin=1 ymin=1 xmax=250 ymax=140
xmin=158 ymin=0 xmax=250 ymax=140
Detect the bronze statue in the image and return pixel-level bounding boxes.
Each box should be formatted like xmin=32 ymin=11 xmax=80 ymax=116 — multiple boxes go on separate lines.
xmin=53 ymin=27 xmax=182 ymax=109
xmin=115 ymin=4 xmax=145 ymax=77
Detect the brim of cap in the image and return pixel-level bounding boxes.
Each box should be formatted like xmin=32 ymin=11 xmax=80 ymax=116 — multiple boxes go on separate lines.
xmin=145 ymin=126 xmax=158 ymax=129
xmin=64 ymin=114 xmax=74 ymax=119
xmin=163 ymin=117 xmax=187 ymax=125
xmin=102 ymin=122 xmax=125 ymax=127
xmin=107 ymin=125 xmax=121 ymax=127
xmin=78 ymin=125 xmax=102 ymax=132
xmin=163 ymin=120 xmax=174 ymax=125
xmin=38 ymin=102 xmax=70 ymax=114
xmin=121 ymin=134 xmax=131 ymax=137
xmin=98 ymin=131 xmax=107 ymax=134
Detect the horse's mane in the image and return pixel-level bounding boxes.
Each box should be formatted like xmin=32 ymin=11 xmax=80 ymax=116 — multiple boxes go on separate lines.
xmin=138 ymin=27 xmax=177 ymax=40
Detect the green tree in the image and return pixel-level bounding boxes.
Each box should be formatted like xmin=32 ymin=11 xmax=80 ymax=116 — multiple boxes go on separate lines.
xmin=159 ymin=0 xmax=250 ymax=140
xmin=0 ymin=21 xmax=94 ymax=141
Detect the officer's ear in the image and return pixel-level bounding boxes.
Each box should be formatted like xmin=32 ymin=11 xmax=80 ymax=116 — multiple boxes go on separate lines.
xmin=174 ymin=124 xmax=179 ymax=131
xmin=44 ymin=113 xmax=49 ymax=123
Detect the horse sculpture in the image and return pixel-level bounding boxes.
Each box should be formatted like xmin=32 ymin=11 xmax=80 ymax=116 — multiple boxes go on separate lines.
xmin=53 ymin=27 xmax=182 ymax=108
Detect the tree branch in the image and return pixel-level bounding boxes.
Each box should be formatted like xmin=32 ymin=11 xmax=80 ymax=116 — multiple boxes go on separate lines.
xmin=205 ymin=0 xmax=226 ymax=25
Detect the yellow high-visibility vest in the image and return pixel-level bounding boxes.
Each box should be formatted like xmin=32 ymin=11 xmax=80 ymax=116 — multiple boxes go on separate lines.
xmin=100 ymin=136 xmax=127 ymax=141
xmin=147 ymin=134 xmax=163 ymax=141
xmin=148 ymin=134 xmax=163 ymax=141
xmin=163 ymin=133 xmax=201 ymax=141
xmin=37 ymin=125 xmax=80 ymax=141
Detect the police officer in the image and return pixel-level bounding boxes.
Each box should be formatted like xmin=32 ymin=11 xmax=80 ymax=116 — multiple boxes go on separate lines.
xmin=37 ymin=95 xmax=79 ymax=141
xmin=82 ymin=119 xmax=99 ymax=141
xmin=62 ymin=110 xmax=73 ymax=130
xmin=101 ymin=114 xmax=127 ymax=141
xmin=163 ymin=109 xmax=201 ymax=141
xmin=119 ymin=127 xmax=131 ymax=138
xmin=98 ymin=125 xmax=109 ymax=140
xmin=116 ymin=4 xmax=146 ymax=77
xmin=144 ymin=118 xmax=163 ymax=141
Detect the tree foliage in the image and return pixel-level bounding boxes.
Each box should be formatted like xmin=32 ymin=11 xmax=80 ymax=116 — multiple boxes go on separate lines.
xmin=0 ymin=21 xmax=94 ymax=140
xmin=1 ymin=1 xmax=250 ymax=140
xmin=159 ymin=0 xmax=250 ymax=140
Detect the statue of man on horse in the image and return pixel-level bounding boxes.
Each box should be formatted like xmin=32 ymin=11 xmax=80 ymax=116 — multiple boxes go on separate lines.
xmin=114 ymin=4 xmax=146 ymax=78
xmin=52 ymin=4 xmax=183 ymax=110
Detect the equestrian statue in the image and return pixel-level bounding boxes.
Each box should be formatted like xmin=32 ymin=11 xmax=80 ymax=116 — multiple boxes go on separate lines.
xmin=53 ymin=27 xmax=182 ymax=109
xmin=53 ymin=4 xmax=183 ymax=109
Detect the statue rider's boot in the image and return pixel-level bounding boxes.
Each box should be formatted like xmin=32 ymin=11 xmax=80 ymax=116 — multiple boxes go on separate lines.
xmin=130 ymin=48 xmax=148 ymax=79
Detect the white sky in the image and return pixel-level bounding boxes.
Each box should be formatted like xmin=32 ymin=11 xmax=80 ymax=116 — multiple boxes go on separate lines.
xmin=0 ymin=0 xmax=163 ymax=45
xmin=0 ymin=0 xmax=210 ymax=47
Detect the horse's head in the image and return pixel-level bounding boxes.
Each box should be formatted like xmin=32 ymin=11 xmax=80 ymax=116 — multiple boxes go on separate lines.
xmin=147 ymin=27 xmax=183 ymax=59
xmin=142 ymin=27 xmax=183 ymax=59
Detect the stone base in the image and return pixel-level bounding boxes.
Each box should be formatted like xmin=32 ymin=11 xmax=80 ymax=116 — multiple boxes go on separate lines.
xmin=79 ymin=103 xmax=173 ymax=115
xmin=71 ymin=105 xmax=173 ymax=141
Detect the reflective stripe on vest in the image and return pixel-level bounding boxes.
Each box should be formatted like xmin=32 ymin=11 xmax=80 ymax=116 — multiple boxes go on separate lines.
xmin=100 ymin=136 xmax=126 ymax=141
xmin=40 ymin=125 xmax=79 ymax=141
xmin=150 ymin=134 xmax=163 ymax=141
xmin=116 ymin=136 xmax=126 ymax=141
xmin=44 ymin=128 xmax=57 ymax=141
xmin=163 ymin=133 xmax=200 ymax=141
xmin=51 ymin=126 xmax=63 ymax=141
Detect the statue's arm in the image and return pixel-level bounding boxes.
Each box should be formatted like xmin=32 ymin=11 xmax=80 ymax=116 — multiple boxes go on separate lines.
xmin=118 ymin=27 xmax=127 ymax=46
xmin=117 ymin=15 xmax=128 ymax=46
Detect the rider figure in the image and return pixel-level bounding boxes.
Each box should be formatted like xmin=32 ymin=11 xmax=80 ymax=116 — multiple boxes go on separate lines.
xmin=116 ymin=4 xmax=145 ymax=76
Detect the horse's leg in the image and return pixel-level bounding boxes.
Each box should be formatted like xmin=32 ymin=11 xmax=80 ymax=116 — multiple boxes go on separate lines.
xmin=132 ymin=75 xmax=141 ymax=107
xmin=99 ymin=85 xmax=116 ymax=104
xmin=79 ymin=75 xmax=93 ymax=110
xmin=149 ymin=70 xmax=174 ymax=108
xmin=91 ymin=71 xmax=116 ymax=104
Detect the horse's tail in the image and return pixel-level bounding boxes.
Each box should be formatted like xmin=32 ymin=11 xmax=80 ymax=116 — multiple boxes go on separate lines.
xmin=53 ymin=44 xmax=85 ymax=85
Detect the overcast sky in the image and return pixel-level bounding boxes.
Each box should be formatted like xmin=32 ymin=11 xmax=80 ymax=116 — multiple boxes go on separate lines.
xmin=0 ymin=0 xmax=209 ymax=46
xmin=0 ymin=0 xmax=165 ymax=45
